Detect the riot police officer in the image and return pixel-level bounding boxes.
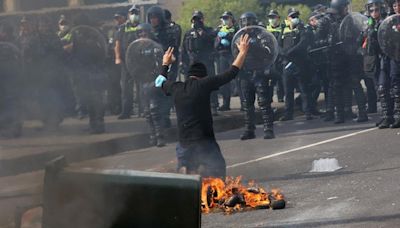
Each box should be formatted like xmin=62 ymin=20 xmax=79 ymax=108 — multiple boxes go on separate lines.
xmin=308 ymin=11 xmax=329 ymax=114
xmin=362 ymin=0 xmax=388 ymax=127
xmin=267 ymin=10 xmax=285 ymax=103
xmin=115 ymin=5 xmax=140 ymax=119
xmin=147 ymin=6 xmax=180 ymax=128
xmin=279 ymin=8 xmax=314 ymax=121
xmin=182 ymin=11 xmax=218 ymax=116
xmin=68 ymin=14 xmax=108 ymax=134
xmin=317 ymin=0 xmax=368 ymax=123
xmin=133 ymin=23 xmax=166 ymax=147
xmin=0 ymin=23 xmax=22 ymax=138
xmin=380 ymin=0 xmax=400 ymax=128
xmin=214 ymin=11 xmax=238 ymax=111
xmin=106 ymin=12 xmax=126 ymax=115
xmin=237 ymin=12 xmax=276 ymax=140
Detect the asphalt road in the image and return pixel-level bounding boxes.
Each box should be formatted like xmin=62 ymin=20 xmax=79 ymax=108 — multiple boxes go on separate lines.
xmin=2 ymin=113 xmax=400 ymax=228
xmin=72 ymin=113 xmax=400 ymax=227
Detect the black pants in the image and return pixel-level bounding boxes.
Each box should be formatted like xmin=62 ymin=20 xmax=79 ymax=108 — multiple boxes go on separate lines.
xmin=75 ymin=66 xmax=106 ymax=131
xmin=216 ymin=52 xmax=233 ymax=108
xmin=120 ymin=63 xmax=134 ymax=116
xmin=107 ymin=62 xmax=122 ymax=114
xmin=240 ymin=72 xmax=274 ymax=132
xmin=326 ymin=55 xmax=351 ymax=118
xmin=142 ymin=83 xmax=164 ymax=138
xmin=282 ymin=65 xmax=313 ymax=116
xmin=176 ymin=139 xmax=226 ymax=178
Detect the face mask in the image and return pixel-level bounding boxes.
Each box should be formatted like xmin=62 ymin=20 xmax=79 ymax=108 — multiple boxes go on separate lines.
xmin=291 ymin=18 xmax=300 ymax=26
xmin=268 ymin=18 xmax=279 ymax=27
xmin=221 ymin=18 xmax=231 ymax=26
xmin=129 ymin=14 xmax=140 ymax=24
xmin=192 ymin=20 xmax=203 ymax=29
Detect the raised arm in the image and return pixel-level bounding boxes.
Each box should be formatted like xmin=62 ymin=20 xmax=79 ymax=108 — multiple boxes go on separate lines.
xmin=200 ymin=34 xmax=250 ymax=89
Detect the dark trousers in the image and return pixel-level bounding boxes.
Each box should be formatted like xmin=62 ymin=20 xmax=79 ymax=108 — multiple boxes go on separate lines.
xmin=282 ymin=65 xmax=312 ymax=116
xmin=240 ymin=72 xmax=274 ymax=131
xmin=107 ymin=63 xmax=122 ymax=114
xmin=120 ymin=64 xmax=133 ymax=116
xmin=216 ymin=52 xmax=233 ymax=108
xmin=75 ymin=67 xmax=106 ymax=131
xmin=176 ymin=139 xmax=226 ymax=178
xmin=142 ymin=83 xmax=164 ymax=137
xmin=311 ymin=65 xmax=329 ymax=110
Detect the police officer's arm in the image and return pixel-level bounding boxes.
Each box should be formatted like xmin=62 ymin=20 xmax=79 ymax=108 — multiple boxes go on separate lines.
xmin=181 ymin=32 xmax=190 ymax=72
xmin=114 ymin=28 xmax=123 ymax=65
xmin=200 ymin=34 xmax=250 ymax=90
xmin=284 ymin=27 xmax=310 ymax=58
xmin=115 ymin=40 xmax=122 ymax=64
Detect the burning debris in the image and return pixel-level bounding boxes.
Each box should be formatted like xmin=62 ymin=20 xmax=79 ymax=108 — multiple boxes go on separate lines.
xmin=201 ymin=176 xmax=285 ymax=214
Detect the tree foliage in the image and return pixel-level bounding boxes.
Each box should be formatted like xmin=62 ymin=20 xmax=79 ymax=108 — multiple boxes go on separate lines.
xmin=175 ymin=0 xmax=368 ymax=33
xmin=176 ymin=0 xmax=263 ymax=33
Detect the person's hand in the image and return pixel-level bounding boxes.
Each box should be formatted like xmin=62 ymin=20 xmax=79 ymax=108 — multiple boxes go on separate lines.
xmin=115 ymin=58 xmax=122 ymax=65
xmin=162 ymin=47 xmax=175 ymax=66
xmin=236 ymin=34 xmax=250 ymax=54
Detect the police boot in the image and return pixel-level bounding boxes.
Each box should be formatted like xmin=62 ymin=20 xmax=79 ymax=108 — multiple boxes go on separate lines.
xmin=377 ymin=85 xmax=394 ymax=129
xmin=391 ymin=86 xmax=400 ymax=129
xmin=149 ymin=134 xmax=157 ymax=146
xmin=279 ymin=114 xmax=293 ymax=121
xmin=262 ymin=106 xmax=275 ymax=139
xmin=156 ymin=134 xmax=166 ymax=147
xmin=324 ymin=112 xmax=335 ymax=121
xmin=241 ymin=105 xmax=256 ymax=140
xmin=334 ymin=109 xmax=345 ymax=124
xmin=356 ymin=109 xmax=369 ymax=122
xmin=324 ymin=89 xmax=335 ymax=121
xmin=212 ymin=107 xmax=219 ymax=116
xmin=263 ymin=128 xmax=275 ymax=139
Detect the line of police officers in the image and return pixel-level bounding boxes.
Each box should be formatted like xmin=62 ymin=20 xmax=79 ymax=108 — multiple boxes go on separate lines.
xmin=1 ymin=0 xmax=399 ymax=145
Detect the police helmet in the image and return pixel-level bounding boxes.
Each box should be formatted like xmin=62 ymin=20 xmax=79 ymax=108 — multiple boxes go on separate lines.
xmin=191 ymin=11 xmax=204 ymax=21
xmin=147 ymin=6 xmax=166 ymax=24
xmin=164 ymin=9 xmax=172 ymax=21
xmin=239 ymin=12 xmax=258 ymax=28
xmin=330 ymin=0 xmax=350 ymax=11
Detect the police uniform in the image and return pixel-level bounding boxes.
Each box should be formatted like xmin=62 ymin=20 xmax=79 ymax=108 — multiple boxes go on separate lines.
xmin=116 ymin=22 xmax=139 ymax=118
xmin=214 ymin=12 xmax=238 ymax=111
xmin=182 ymin=11 xmax=218 ymax=115
xmin=238 ymin=12 xmax=275 ymax=140
xmin=147 ymin=6 xmax=181 ymax=128
xmin=280 ymin=15 xmax=314 ymax=121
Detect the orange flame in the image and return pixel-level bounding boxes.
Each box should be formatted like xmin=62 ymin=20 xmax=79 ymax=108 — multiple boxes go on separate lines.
xmin=201 ymin=176 xmax=285 ymax=213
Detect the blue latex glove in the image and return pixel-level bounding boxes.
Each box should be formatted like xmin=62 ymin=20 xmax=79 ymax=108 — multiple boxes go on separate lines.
xmin=221 ymin=39 xmax=230 ymax=47
xmin=218 ymin=31 xmax=227 ymax=38
xmin=155 ymin=75 xmax=167 ymax=88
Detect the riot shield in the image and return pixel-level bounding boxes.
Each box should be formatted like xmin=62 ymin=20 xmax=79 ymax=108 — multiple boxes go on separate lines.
xmin=231 ymin=25 xmax=278 ymax=71
xmin=125 ymin=38 xmax=164 ymax=83
xmin=70 ymin=25 xmax=107 ymax=64
xmin=378 ymin=14 xmax=400 ymax=61
xmin=339 ymin=12 xmax=368 ymax=55
xmin=0 ymin=41 xmax=20 ymax=63
xmin=0 ymin=42 xmax=21 ymax=82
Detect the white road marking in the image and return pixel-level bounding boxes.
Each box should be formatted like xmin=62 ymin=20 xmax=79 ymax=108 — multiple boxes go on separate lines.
xmin=227 ymin=127 xmax=377 ymax=169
